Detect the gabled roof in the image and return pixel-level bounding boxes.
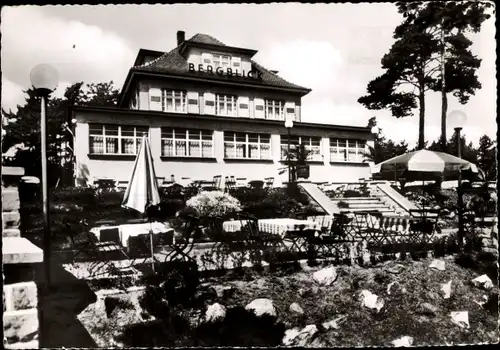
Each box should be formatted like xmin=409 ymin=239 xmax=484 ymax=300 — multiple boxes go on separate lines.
xmin=128 ymin=33 xmax=310 ymax=93
xmin=187 ymin=33 xmax=226 ymax=46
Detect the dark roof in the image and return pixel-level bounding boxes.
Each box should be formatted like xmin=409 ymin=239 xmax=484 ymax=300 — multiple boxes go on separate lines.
xmin=129 ymin=33 xmax=310 ymax=92
xmin=187 ymin=33 xmax=226 ymax=46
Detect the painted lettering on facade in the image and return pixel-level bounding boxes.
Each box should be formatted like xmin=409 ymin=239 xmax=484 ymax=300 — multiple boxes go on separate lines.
xmin=188 ymin=63 xmax=263 ymax=80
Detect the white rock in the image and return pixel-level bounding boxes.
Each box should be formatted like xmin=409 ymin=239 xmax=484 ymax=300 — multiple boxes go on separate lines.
xmin=473 ymin=295 xmax=489 ymax=308
xmin=450 ymin=311 xmax=470 ymax=329
xmin=205 ymin=303 xmax=226 ymax=322
xmin=312 ymin=266 xmax=338 ymax=286
xmin=392 ymin=336 xmax=414 ymax=347
xmin=360 ymin=290 xmax=384 ymax=312
xmin=429 ymin=259 xmax=446 ymax=271
xmin=472 ymin=274 xmax=494 ymax=291
xmin=282 ymin=325 xmax=318 ymax=346
xmin=387 ymin=281 xmax=406 ymax=295
xmin=322 ymin=315 xmax=346 ymax=330
xmin=289 ymin=302 xmax=304 ymax=314
xmin=441 ymin=280 xmax=452 ymax=299
xmin=245 ymin=298 xmax=276 ymax=317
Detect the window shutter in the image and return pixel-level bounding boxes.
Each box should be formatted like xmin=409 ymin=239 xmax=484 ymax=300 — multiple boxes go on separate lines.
xmin=231 ymin=56 xmax=241 ymax=71
xmin=204 ymin=92 xmax=216 ymax=115
xmin=237 ymin=96 xmax=249 ymax=118
xmin=201 ymin=53 xmax=212 ymax=69
xmin=285 ymin=101 xmax=296 ymax=121
xmin=149 ymin=88 xmax=162 ymax=111
xmin=187 ymin=91 xmax=199 ymax=114
xmin=254 ymin=98 xmax=265 ymax=119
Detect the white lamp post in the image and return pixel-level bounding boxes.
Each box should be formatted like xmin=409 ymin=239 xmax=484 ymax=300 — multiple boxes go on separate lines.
xmin=30 ymin=64 xmax=59 ymax=285
xmin=448 ymin=109 xmax=467 ymax=248
xmin=285 ymin=115 xmax=294 ymax=184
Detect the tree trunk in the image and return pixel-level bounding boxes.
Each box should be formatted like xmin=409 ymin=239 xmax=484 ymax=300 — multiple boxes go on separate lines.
xmin=418 ymin=88 xmax=426 ymax=150
xmin=440 ymin=21 xmax=448 ymax=151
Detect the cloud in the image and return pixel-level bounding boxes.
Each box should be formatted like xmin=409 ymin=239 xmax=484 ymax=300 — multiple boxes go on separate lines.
xmin=1 ymin=6 xmax=134 ymax=110
xmin=1 ymin=78 xmax=27 ymax=113
xmin=301 ymin=98 xmax=370 ymax=127
xmin=256 ymin=40 xmax=343 ymax=92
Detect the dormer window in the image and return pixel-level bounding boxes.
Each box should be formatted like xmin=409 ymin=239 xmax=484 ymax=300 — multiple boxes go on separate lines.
xmin=212 ymin=54 xmax=230 ymax=68
xmin=162 ymin=89 xmax=187 ymax=113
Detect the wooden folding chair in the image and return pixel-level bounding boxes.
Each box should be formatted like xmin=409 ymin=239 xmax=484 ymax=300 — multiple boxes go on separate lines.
xmin=67 ymin=224 xmax=129 ymax=278
xmin=161 ymin=214 xmax=200 ymax=263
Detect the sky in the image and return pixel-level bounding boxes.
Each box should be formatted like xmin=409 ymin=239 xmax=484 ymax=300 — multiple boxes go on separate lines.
xmin=1 ymin=3 xmax=497 ymax=148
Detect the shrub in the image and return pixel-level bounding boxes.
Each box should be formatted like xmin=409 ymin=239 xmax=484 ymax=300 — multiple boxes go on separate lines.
xmin=186 ymin=191 xmax=242 ymax=217
xmin=343 ymin=190 xmax=363 ymax=198
xmin=337 ymin=201 xmax=349 ymax=209
xmin=242 ymin=189 xmax=306 ymax=219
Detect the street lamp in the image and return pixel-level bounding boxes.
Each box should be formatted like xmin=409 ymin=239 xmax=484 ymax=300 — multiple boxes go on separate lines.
xmin=448 ymin=109 xmax=467 ymax=248
xmin=65 ymin=118 xmax=77 ymax=186
xmin=30 ymin=64 xmax=59 ymax=285
xmin=285 ymin=114 xmax=294 ymax=184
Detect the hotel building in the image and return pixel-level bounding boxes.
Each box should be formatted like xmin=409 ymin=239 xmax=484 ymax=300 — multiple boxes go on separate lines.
xmin=69 ymin=31 xmax=374 ymax=187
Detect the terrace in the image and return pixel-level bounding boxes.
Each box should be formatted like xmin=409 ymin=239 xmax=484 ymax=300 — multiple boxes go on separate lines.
xmin=4 ymin=168 xmax=498 ymax=348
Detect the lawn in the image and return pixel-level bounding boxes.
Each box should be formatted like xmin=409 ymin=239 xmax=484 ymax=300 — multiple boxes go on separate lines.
xmin=57 ymin=253 xmax=498 ymax=347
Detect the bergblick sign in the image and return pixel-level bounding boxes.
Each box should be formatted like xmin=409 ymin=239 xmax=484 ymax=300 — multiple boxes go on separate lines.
xmin=188 ymin=63 xmax=263 ymax=80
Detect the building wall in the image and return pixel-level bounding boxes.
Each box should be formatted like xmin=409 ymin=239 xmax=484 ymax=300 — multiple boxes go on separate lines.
xmin=136 ymin=77 xmax=303 ymax=121
xmin=73 ymin=110 xmax=372 ymax=186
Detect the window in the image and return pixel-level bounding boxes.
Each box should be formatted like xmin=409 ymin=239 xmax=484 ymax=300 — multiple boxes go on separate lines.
xmin=224 ymin=132 xmax=271 ymax=160
xmin=216 ymin=94 xmax=237 ymax=116
xmin=162 ymin=89 xmax=187 ymax=113
xmin=161 ymin=128 xmax=213 ymax=158
xmin=265 ymin=99 xmax=284 ymax=120
xmin=212 ymin=54 xmax=231 ymax=68
xmin=89 ymin=124 xmax=148 ymax=155
xmin=330 ymin=138 xmax=366 ymax=162
xmin=281 ymin=135 xmax=322 ymax=161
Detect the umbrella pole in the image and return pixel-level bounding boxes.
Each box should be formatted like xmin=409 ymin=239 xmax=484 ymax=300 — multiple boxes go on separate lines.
xmin=149 ymin=219 xmax=155 ymax=274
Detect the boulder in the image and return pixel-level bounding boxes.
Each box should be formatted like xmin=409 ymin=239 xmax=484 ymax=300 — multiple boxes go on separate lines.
xmin=298 ymin=286 xmax=319 ymax=298
xmin=360 ymin=290 xmax=384 ymax=312
xmin=312 ymin=266 xmax=338 ymax=286
xmin=472 ymin=275 xmax=494 ymax=291
xmin=289 ymin=302 xmax=304 ymax=314
xmin=450 ymin=311 xmax=469 ymax=329
xmin=385 ymin=264 xmax=405 ymax=274
xmin=392 ymin=336 xmax=414 ymax=347
xmin=282 ymin=325 xmax=318 ymax=346
xmin=417 ymin=303 xmax=439 ymax=316
xmin=321 ymin=315 xmax=346 ymax=330
xmin=440 ymin=280 xmax=452 ymax=299
xmin=205 ymin=303 xmax=226 ymax=322
xmin=387 ymin=281 xmax=406 ymax=295
xmin=429 ymin=259 xmax=446 ymax=271
xmin=245 ymin=298 xmax=276 ymax=317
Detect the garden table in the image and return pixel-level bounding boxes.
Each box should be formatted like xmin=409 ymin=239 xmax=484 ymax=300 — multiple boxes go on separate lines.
xmin=90 ymin=222 xmax=174 ymax=250
xmin=222 ymin=218 xmax=321 ymax=236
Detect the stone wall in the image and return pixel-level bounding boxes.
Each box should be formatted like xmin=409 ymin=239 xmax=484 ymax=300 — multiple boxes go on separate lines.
xmin=2 ymin=166 xmax=43 ymax=349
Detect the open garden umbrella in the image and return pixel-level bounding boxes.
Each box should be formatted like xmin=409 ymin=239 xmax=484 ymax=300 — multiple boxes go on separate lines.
xmin=122 ymin=133 xmax=161 ymax=272
xmin=371 ymin=149 xmax=481 ymax=183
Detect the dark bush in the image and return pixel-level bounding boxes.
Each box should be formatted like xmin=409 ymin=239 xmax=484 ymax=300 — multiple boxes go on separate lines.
xmin=343 ymin=190 xmax=363 ymax=198
xmin=139 ymin=260 xmax=200 ymax=315
xmin=192 ymin=306 xmax=285 ymax=347
xmin=242 ymin=188 xmax=307 ymax=219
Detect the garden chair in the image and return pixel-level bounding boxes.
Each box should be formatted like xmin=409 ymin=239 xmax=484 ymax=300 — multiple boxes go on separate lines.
xmin=224 ymin=176 xmax=236 ymax=193
xmin=66 ymin=222 xmax=130 ymax=278
xmin=310 ymin=213 xmax=354 ymax=259
xmin=264 ymin=177 xmax=275 ymax=189
xmin=407 ymin=208 xmax=441 ymax=245
xmin=160 ymin=214 xmax=200 ymax=263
